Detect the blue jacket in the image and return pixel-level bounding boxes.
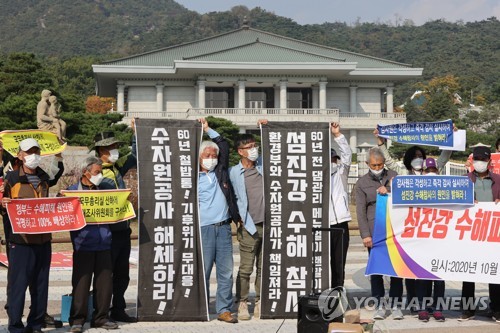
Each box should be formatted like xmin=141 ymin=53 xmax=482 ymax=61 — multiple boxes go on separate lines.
xmin=229 ymin=159 xmax=263 ymax=235
xmin=68 ymin=182 xmax=112 ymax=252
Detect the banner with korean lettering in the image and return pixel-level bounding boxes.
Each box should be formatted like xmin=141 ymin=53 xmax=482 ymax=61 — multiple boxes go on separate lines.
xmin=366 ymin=194 xmax=500 ymax=284
xmin=135 ymin=119 xmax=208 ymax=321
xmin=0 ymin=129 xmax=67 ymax=156
xmin=7 ymin=197 xmax=86 ymax=234
xmin=377 ymin=120 xmax=453 ymax=147
xmin=260 ymin=121 xmax=331 ymax=319
xmin=392 ymin=175 xmax=474 ymax=206
xmin=60 ymin=189 xmax=135 ymax=223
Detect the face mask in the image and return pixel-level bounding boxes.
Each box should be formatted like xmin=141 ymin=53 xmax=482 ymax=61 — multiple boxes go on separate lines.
xmin=24 ymin=154 xmax=41 ymax=170
xmin=202 ymin=158 xmax=218 ymax=171
xmin=108 ymin=149 xmax=120 ymax=163
xmin=411 ymin=158 xmax=424 ymax=170
xmin=425 ymin=172 xmax=438 ymax=176
xmin=247 ymin=147 xmax=259 ymax=162
xmin=89 ymin=173 xmax=104 ymax=186
xmin=473 ymin=160 xmax=489 ymax=173
xmin=331 ymin=163 xmax=338 ymax=174
xmin=369 ymin=168 xmax=384 ymax=176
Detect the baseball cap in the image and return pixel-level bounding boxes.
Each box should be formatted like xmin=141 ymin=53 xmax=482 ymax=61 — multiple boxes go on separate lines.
xmin=472 ymin=146 xmax=491 ymax=160
xmin=422 ymin=158 xmax=437 ymax=170
xmin=331 ymin=148 xmax=339 ymax=158
xmin=19 ymin=138 xmax=41 ymax=152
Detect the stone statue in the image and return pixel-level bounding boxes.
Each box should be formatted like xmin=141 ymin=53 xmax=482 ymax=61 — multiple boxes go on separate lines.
xmin=36 ymin=90 xmax=67 ymax=142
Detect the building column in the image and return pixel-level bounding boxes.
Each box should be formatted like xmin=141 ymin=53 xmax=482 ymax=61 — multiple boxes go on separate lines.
xmin=238 ymin=80 xmax=246 ymax=109
xmin=312 ymin=86 xmax=319 ymax=109
xmin=350 ymin=129 xmax=358 ymax=152
xmin=349 ymin=85 xmax=357 ymax=114
xmin=386 ymin=85 xmax=394 ymax=113
xmin=156 ymin=84 xmax=164 ymax=113
xmin=197 ymin=78 xmax=206 ymax=109
xmin=280 ymin=79 xmax=287 ymax=109
xmin=117 ymin=82 xmax=125 ymax=114
xmin=319 ymin=79 xmax=327 ymax=110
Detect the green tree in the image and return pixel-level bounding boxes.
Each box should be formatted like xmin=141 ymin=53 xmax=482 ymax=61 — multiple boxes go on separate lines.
xmin=204 ymin=116 xmax=241 ymax=166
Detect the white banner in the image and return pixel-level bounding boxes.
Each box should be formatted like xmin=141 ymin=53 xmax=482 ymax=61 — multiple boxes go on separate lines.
xmin=367 ymin=195 xmax=500 ymax=284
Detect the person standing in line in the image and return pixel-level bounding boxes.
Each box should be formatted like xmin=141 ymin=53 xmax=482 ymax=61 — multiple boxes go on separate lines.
xmin=198 ymin=118 xmax=240 ymax=323
xmin=355 ymin=147 xmax=403 ymax=320
xmin=1 ymin=139 xmax=53 ymax=333
xmin=459 ymin=146 xmax=500 ymax=322
xmin=67 ymin=157 xmax=118 ymax=333
xmin=415 ymin=158 xmax=446 ymax=323
xmin=229 ymin=121 xmax=266 ymax=320
xmin=92 ymin=121 xmax=137 ymax=323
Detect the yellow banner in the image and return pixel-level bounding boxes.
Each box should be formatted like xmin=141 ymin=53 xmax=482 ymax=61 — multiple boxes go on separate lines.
xmin=60 ymin=189 xmax=136 ymax=224
xmin=0 ymin=129 xmax=67 ymax=156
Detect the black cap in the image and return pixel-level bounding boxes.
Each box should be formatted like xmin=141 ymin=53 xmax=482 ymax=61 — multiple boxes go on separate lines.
xmin=331 ymin=148 xmax=339 ymax=158
xmin=472 ymin=146 xmax=491 ymax=160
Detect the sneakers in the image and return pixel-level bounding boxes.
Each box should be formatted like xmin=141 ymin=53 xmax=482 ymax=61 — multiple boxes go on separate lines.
xmin=43 ymin=313 xmax=63 ymax=328
xmin=373 ymin=307 xmax=386 ymax=320
xmin=238 ymin=301 xmax=250 ymax=320
xmin=110 ymin=311 xmax=137 ymax=323
xmin=432 ymin=311 xmax=445 ymax=322
xmin=392 ymin=308 xmax=404 ymax=320
xmin=254 ymin=301 xmax=260 ymax=319
xmin=217 ymin=311 xmax=238 ymax=323
xmin=418 ymin=310 xmax=430 ymax=322
xmin=492 ymin=312 xmax=500 ymax=323
xmin=458 ymin=310 xmax=475 ymax=321
xmin=69 ymin=325 xmax=83 ymax=333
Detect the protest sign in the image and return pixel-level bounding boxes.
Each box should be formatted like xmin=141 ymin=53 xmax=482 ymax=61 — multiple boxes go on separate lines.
xmin=61 ymin=189 xmax=135 ymax=224
xmin=0 ymin=129 xmax=66 ymax=156
xmin=377 ymin=120 xmax=453 ymax=147
xmin=7 ymin=197 xmax=85 ymax=234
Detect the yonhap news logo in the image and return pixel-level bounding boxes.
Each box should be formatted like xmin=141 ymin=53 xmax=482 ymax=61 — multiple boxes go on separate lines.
xmin=318 ymin=286 xmax=349 ymax=320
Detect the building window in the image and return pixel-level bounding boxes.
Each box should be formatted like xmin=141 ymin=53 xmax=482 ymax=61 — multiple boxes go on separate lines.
xmin=287 ymin=88 xmax=312 ymax=108
xmin=246 ymin=88 xmax=275 ymax=108
xmin=205 ymin=88 xmax=234 ymax=108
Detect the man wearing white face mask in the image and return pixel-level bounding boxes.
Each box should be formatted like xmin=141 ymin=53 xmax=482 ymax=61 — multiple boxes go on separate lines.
xmin=91 ymin=122 xmax=137 ymax=323
xmin=355 ymin=147 xmax=404 ymax=320
xmin=329 ymin=122 xmax=352 ymax=316
xmin=1 ymin=138 xmax=53 ymax=333
xmin=66 ymin=157 xmax=118 ymax=332
xmin=229 ymin=128 xmax=264 ymax=320
xmin=460 ymin=146 xmax=500 ymax=322
xmin=198 ymin=118 xmax=240 ymax=324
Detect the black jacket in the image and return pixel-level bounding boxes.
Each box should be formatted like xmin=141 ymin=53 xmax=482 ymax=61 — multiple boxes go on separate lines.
xmin=211 ymin=134 xmax=241 ymax=223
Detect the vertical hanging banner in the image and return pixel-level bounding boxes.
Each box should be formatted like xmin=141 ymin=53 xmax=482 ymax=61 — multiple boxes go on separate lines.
xmin=260 ymin=121 xmax=331 ymax=319
xmin=135 ymin=119 xmax=208 ymax=321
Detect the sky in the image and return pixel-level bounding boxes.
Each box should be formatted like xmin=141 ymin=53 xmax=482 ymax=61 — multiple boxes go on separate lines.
xmin=175 ymin=0 xmax=500 ymax=26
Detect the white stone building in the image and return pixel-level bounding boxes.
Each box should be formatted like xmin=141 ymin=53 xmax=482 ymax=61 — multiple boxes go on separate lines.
xmin=93 ymin=24 xmax=422 ymax=151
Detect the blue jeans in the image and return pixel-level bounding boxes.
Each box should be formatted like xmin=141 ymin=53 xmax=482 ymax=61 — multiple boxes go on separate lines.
xmin=201 ymin=223 xmax=234 ymax=314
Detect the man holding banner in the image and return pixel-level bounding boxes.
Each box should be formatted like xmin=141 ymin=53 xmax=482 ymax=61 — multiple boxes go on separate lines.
xmin=229 ymin=129 xmax=264 ymax=320
xmin=198 ymin=118 xmax=240 ymax=324
xmin=355 ymin=147 xmax=403 ymax=320
xmin=1 ymin=138 xmax=53 ymax=333
xmin=460 ymin=146 xmax=500 ymax=322
xmin=92 ymin=125 xmax=137 ymax=323
xmin=66 ymin=156 xmax=118 ymax=332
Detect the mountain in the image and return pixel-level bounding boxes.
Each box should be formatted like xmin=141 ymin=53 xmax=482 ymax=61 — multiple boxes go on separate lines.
xmin=0 ymin=1 xmax=498 ymax=101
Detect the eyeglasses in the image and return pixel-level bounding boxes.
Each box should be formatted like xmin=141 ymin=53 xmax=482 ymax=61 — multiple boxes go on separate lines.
xmin=239 ymin=145 xmax=259 ymax=150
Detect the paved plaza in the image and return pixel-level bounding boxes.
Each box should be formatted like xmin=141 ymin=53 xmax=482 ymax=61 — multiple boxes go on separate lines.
xmin=1 ymin=237 xmax=498 ymax=332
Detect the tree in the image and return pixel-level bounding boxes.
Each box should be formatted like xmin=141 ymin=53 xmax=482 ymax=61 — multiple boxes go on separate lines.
xmin=204 ymin=116 xmax=241 ymax=166
xmin=86 ymin=96 xmax=116 ymax=114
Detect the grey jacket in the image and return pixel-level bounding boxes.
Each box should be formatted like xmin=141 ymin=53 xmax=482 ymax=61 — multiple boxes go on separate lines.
xmin=355 ymin=169 xmax=398 ymax=239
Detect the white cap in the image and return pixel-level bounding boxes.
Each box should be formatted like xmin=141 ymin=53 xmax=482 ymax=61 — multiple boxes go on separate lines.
xmin=19 ymin=138 xmax=41 ymax=152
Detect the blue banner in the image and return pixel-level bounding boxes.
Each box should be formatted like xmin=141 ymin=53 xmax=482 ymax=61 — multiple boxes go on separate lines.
xmin=377 ymin=120 xmax=453 ymax=147
xmin=392 ymin=175 xmax=474 ymax=206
